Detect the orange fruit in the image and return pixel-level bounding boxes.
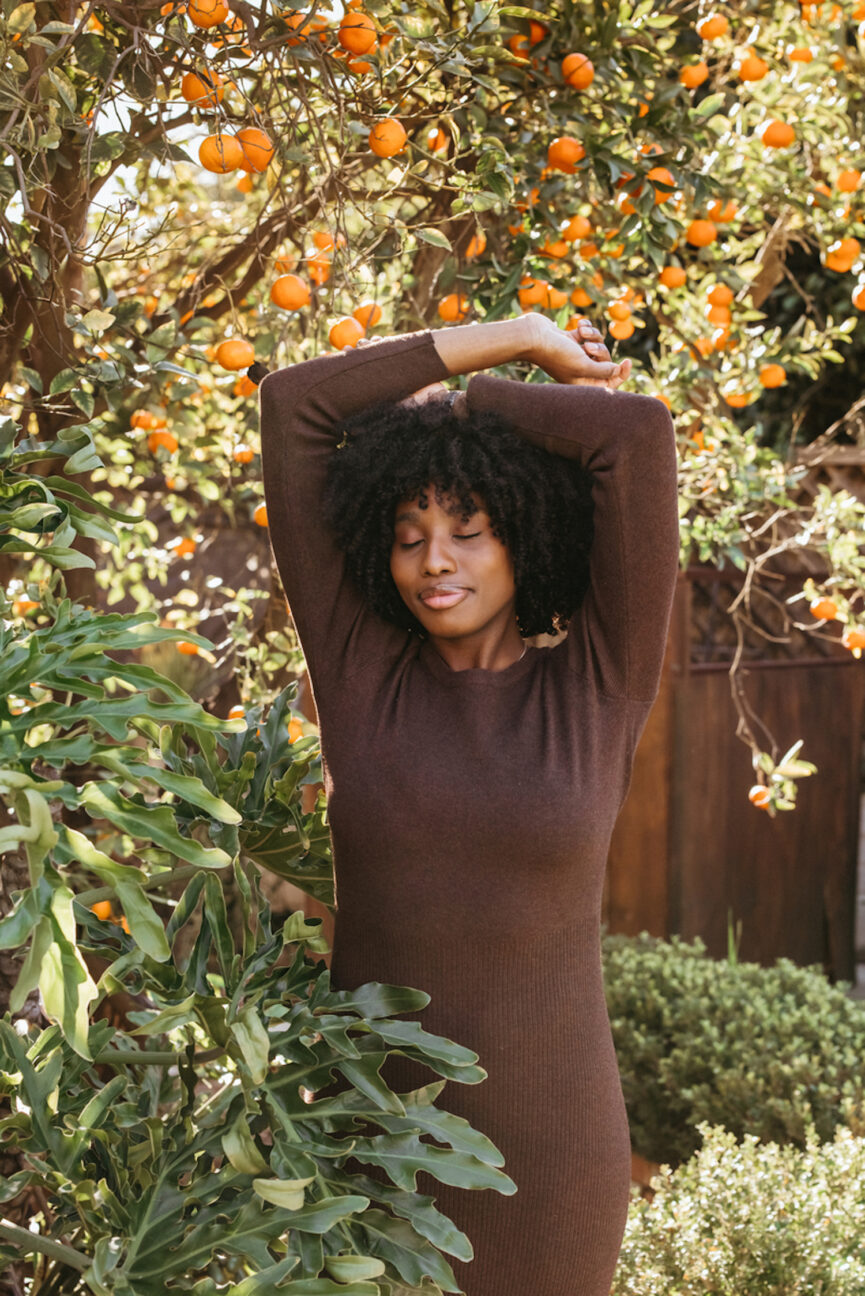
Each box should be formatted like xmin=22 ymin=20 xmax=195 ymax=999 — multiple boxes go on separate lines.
xmin=647 ymin=166 xmax=675 ymax=203
xmin=438 ymin=293 xmax=470 ymax=322
xmin=659 ymin=265 xmax=686 ymax=289
xmin=174 ymin=537 xmax=197 ymax=556
xmin=228 ymin=704 xmax=246 ymax=720
xmin=426 ymin=126 xmax=448 ymax=153
xmin=540 ymin=238 xmax=570 ymax=259
xmin=236 ymin=174 xmax=253 ymax=194
xmin=518 ymin=277 xmax=550 ymax=308
xmin=608 ymin=300 xmax=631 ymax=321
xmin=748 ymin=784 xmax=771 ymax=809
xmin=338 ymin=11 xmax=376 ymax=53
xmin=759 ymin=119 xmax=795 ymax=148
xmin=308 ymin=253 xmax=331 ymax=285
xmin=706 ymin=198 xmax=737 ymax=222
xmin=707 ymin=283 xmax=734 ymax=306
xmin=253 ymin=502 xmax=268 ymax=526
xmin=842 ymin=626 xmax=865 ymax=652
xmin=562 ymin=53 xmax=594 ymax=88
xmin=737 ymin=49 xmax=769 ymax=80
xmin=274 ymin=253 xmax=298 ymax=273
xmin=177 ymin=641 xmax=199 ymax=655
xmin=233 ymin=445 xmax=255 ymax=463
xmin=810 ymin=596 xmax=838 ymax=620
xmin=723 ymin=392 xmax=751 ymax=407
xmin=759 ymin=363 xmax=786 ymax=388
xmin=561 ymin=214 xmax=592 ymax=241
xmin=507 ymin=32 xmax=529 ymax=58
xmin=271 ymin=274 xmax=311 ymax=310
xmin=283 ymin=10 xmax=328 ymax=44
xmin=312 ymin=230 xmax=345 ymax=253
xmin=199 ymin=134 xmax=244 ymax=173
xmin=148 ymin=429 xmax=179 ymax=454
xmin=215 ymin=338 xmax=255 ymax=370
xmin=188 ymin=0 xmax=228 ymax=26
xmin=837 ymin=169 xmax=861 ymax=193
xmin=547 ymin=136 xmax=585 ymax=173
xmin=234 ymin=375 xmax=256 ymax=397
xmin=235 ymin=127 xmax=274 ymax=173
xmin=852 ymin=281 xmax=865 ymax=310
xmin=369 ymin=118 xmax=407 ymax=158
xmin=570 ymin=287 xmax=592 ymax=307
xmin=288 ymin=716 xmax=305 ymax=743
xmin=696 ymin=13 xmax=729 ymax=38
xmin=706 ymin=303 xmax=732 ymax=326
xmin=528 ymin=19 xmax=547 ymax=44
xmin=609 ymin=318 xmax=635 ymax=340
xmin=181 ymin=70 xmax=225 ymax=107
xmin=825 ymin=237 xmax=860 ymax=271
xmin=686 ymin=219 xmax=717 ymax=247
xmin=130 ymin=410 xmax=157 ymax=429
xmin=466 ymin=231 xmax=487 ymax=259
xmin=578 ymin=241 xmax=600 ymax=260
xmin=329 ymin=316 xmax=366 ymax=348
xmin=787 ymin=45 xmax=814 ymax=62
xmin=12 ymin=599 xmax=40 ymax=616
xmin=90 ymin=900 xmax=113 ymax=921
xmin=353 ymin=300 xmax=382 ymax=327
xmin=679 ymin=61 xmax=709 ymax=88
xmin=547 ymin=287 xmax=569 ymax=308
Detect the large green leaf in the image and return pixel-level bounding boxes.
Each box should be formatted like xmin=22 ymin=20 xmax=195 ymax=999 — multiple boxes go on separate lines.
xmin=79 ymin=783 xmax=232 ymax=869
xmin=338 ymin=1130 xmax=516 ymax=1194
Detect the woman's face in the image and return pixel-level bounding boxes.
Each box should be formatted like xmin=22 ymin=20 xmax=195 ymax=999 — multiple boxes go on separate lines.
xmin=390 ymin=484 xmax=517 ymax=640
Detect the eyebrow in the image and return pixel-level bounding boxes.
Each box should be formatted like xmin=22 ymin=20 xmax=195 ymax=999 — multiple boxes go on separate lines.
xmin=394 ymin=504 xmax=482 ymax=525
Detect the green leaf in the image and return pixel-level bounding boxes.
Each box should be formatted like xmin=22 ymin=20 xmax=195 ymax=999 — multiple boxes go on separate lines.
xmin=7 ymin=2 xmax=35 ymax=33
xmin=223 ymin=1113 xmax=269 ymax=1175
xmin=262 ymin=1193 xmax=369 ymax=1233
xmin=120 ymin=762 xmax=242 ymax=824
xmin=40 ymin=887 xmax=98 ymax=1058
xmin=251 ymin=1176 xmax=316 ymax=1209
xmin=695 ymin=92 xmax=726 ymax=118
xmin=81 ymin=309 xmax=116 ymax=335
xmin=113 ymin=879 xmax=171 ymax=961
xmin=343 ymin=1130 xmax=516 ymax=1193
xmin=414 ymin=228 xmax=452 ymax=250
xmin=357 ymin=1207 xmax=460 ymax=1290
xmin=231 ymin=1003 xmax=271 ymax=1083
xmin=49 ymin=368 xmax=80 ymax=395
xmin=79 ymin=783 xmax=233 ymax=868
xmin=323 ymin=1255 xmax=385 ymax=1282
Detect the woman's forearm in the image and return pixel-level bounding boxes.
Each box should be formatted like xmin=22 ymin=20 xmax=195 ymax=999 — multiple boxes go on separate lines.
xmin=429 ymin=315 xmax=537 ymax=378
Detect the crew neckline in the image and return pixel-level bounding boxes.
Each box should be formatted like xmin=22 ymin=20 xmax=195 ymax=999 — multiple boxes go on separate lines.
xmin=418 ymin=638 xmax=536 ymax=686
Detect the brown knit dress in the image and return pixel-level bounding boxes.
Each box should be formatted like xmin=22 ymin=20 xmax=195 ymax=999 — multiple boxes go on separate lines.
xmin=259 ymin=329 xmax=680 ymax=1296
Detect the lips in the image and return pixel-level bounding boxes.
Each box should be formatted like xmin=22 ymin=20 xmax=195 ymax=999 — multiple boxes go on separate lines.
xmin=419 ymin=586 xmax=469 ymax=610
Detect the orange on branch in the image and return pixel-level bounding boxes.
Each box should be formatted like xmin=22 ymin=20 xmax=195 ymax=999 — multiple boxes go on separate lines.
xmin=236 ymin=173 xmax=254 ymax=193
xmin=148 ymin=429 xmax=179 ymax=454
xmin=199 ymin=133 xmax=244 ymax=172
xmin=308 ymin=253 xmax=331 ymax=285
xmin=271 ymin=274 xmax=311 ymax=309
xmin=706 ymin=303 xmax=732 ymax=325
xmin=215 ymin=338 xmax=255 ymax=369
xmin=353 ymin=300 xmax=382 ymax=327
xmin=528 ymin=19 xmax=547 ymax=43
xmin=234 ymin=376 xmax=256 ymax=397
xmin=852 ymin=281 xmax=865 ymax=310
xmin=810 ymin=596 xmax=838 ymax=620
xmin=562 ymin=53 xmax=594 ymax=88
xmin=329 ymin=316 xmax=366 ymax=348
xmin=825 ymin=237 xmax=860 ymax=270
xmin=253 ymin=502 xmax=268 ymax=526
xmin=235 ymin=127 xmax=274 ymax=173
xmin=174 ymin=537 xmax=197 ymax=556
xmin=842 ymin=626 xmax=865 ymax=653
xmin=609 ymin=318 xmax=635 ymax=340
xmin=369 ymin=118 xmax=407 ymax=157
xmin=696 ymin=12 xmax=729 ymax=38
xmin=426 ymin=126 xmax=448 ymax=153
xmin=679 ymin=61 xmax=709 ymax=88
xmin=188 ymin=0 xmax=228 ymax=25
xmin=228 ymin=705 xmax=246 ymax=720
xmin=686 ymin=219 xmax=717 ymax=247
xmin=547 ymin=287 xmax=569 ymax=308
xmin=177 ymin=641 xmax=199 ymax=655
xmin=562 ymin=214 xmax=592 ymax=241
xmin=837 ymin=169 xmax=861 ymax=193
xmin=759 ymin=362 xmax=787 ymax=388
xmin=338 ymin=11 xmax=376 ymax=53
xmin=547 ymin=135 xmax=585 ymax=173
xmin=647 ymin=166 xmax=675 ymax=203
xmin=570 ymin=286 xmax=593 ymax=307
xmin=233 ymin=444 xmax=255 ymax=462
xmin=518 ymin=277 xmax=550 ymax=308
xmin=181 ymin=69 xmax=225 ymax=107
xmin=736 ymin=49 xmax=769 ymax=80
xmin=706 ymin=198 xmax=737 ymax=222
xmin=540 ymin=238 xmax=570 ymax=259
xmin=759 ymin=119 xmax=795 ymax=148
xmin=90 ymin=900 xmax=113 ymax=921
xmin=748 ymin=784 xmax=771 ymax=809
xmin=438 ymin=293 xmax=470 ymax=322
xmin=707 ymin=283 xmax=734 ymax=306
xmin=787 ymin=45 xmax=814 ymax=62
xmin=608 ymin=300 xmax=631 ymax=321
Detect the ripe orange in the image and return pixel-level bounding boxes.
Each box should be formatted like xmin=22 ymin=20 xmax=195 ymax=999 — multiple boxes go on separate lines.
xmin=647 ymin=166 xmax=675 ymax=203
xmin=696 ymin=13 xmax=729 ymax=38
xmin=852 ymin=281 xmax=865 ymax=310
xmin=283 ymin=10 xmax=329 ymax=45
xmin=353 ymin=300 xmax=382 ymax=327
xmin=547 ymin=287 xmax=569 ymax=309
xmin=748 ymin=784 xmax=771 ymax=809
xmin=177 ymin=641 xmax=199 ymax=655
xmin=562 ymin=53 xmax=594 ymax=88
xmin=253 ymin=502 xmax=268 ymax=526
xmin=438 ymin=293 xmax=470 ymax=322
xmin=181 ymin=70 xmax=225 ymax=107
xmin=842 ymin=626 xmax=865 ymax=653
xmin=759 ymin=363 xmax=787 ymax=388
xmin=540 ymin=238 xmax=570 ymax=259
xmin=90 ymin=900 xmax=113 ymax=921
xmin=308 ymin=252 xmax=331 ymax=285
xmin=518 ymin=277 xmax=550 ymax=308
xmin=810 ymin=596 xmax=838 ymax=620
xmin=528 ymin=19 xmax=547 ymax=44
xmin=723 ymin=392 xmax=752 ymax=408
xmin=686 ymin=219 xmax=717 ymax=247
xmin=570 ymin=286 xmax=592 ymax=307
xmin=608 ymin=300 xmax=631 ymax=321
xmin=736 ymin=49 xmax=769 ymax=80
xmin=825 ymin=237 xmax=860 ymax=271
xmin=233 ymin=445 xmax=255 ymax=463
xmin=426 ymin=126 xmax=448 ymax=153
xmin=338 ymin=11 xmax=376 ymax=53
xmin=148 ymin=429 xmax=179 ymax=454
xmin=271 ymin=274 xmax=311 ymax=310
xmin=215 ymin=338 xmax=255 ymax=370
xmin=679 ymin=61 xmax=709 ymax=88
xmin=199 ymin=134 xmax=244 ymax=173
xmin=706 ymin=198 xmax=737 ymax=223
xmin=466 ymin=231 xmax=487 ymax=258
xmin=288 ymin=716 xmax=304 ymax=743
xmin=658 ymin=263 xmax=684 ymax=286
xmin=609 ymin=318 xmax=635 ymax=340
xmin=547 ymin=136 xmax=585 ymax=172
xmin=175 ymin=537 xmax=197 ymax=557
xmin=235 ymin=127 xmax=274 ymax=173
xmin=787 ymin=45 xmax=814 ymax=62
xmin=706 ymin=303 xmax=731 ymax=326
xmin=236 ymin=174 xmax=253 ymax=194
xmin=274 ymin=253 xmax=298 ymax=273
xmin=228 ymin=704 xmax=246 ymax=720
xmin=131 ymin=409 xmax=158 ymax=429
xmin=837 ymin=169 xmax=861 ymax=193
xmin=759 ymin=119 xmax=795 ymax=148
xmin=329 ymin=316 xmax=366 ymax=348
xmin=578 ymin=241 xmax=600 ymax=260
xmin=707 ymin=283 xmax=734 ymax=306
xmin=369 ymin=118 xmax=407 ymax=158
xmin=561 ymin=213 xmax=592 ymax=241
xmin=188 ymin=0 xmax=228 ymax=26
xmin=234 ymin=375 xmax=256 ymax=397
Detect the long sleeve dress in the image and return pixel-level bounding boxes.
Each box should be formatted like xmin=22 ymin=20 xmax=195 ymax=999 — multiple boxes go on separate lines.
xmin=258 ymin=328 xmax=680 ymax=1296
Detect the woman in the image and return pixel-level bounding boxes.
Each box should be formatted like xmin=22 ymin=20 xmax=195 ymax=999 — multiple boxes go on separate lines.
xmin=258 ymin=313 xmax=680 ymax=1296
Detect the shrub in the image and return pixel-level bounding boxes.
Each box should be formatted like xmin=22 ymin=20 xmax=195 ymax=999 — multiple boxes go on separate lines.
xmin=603 ymin=932 xmax=865 ymax=1165
xmin=611 ymin=1123 xmax=865 ymax=1296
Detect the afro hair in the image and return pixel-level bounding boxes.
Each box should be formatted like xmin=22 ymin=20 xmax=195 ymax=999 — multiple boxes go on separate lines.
xmin=321 ymin=394 xmax=595 ymax=640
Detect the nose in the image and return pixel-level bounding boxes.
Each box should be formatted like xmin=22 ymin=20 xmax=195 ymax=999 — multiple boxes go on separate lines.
xmin=422 ymin=533 xmax=457 ymax=575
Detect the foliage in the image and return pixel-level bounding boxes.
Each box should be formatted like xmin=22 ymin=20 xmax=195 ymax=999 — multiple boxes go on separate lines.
xmin=611 ymin=1122 xmax=865 ymax=1296
xmin=602 ymin=931 xmax=865 ymax=1166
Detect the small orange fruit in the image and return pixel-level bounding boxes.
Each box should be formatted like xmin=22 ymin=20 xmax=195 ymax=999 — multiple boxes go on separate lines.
xmin=271 ymin=275 xmax=311 ymax=310
xmin=369 ymin=118 xmax=407 ymax=158
xmin=253 ymin=502 xmax=268 ymax=526
xmin=810 ymin=596 xmax=838 ymax=620
xmin=233 ymin=445 xmax=255 ymax=463
xmin=759 ymin=362 xmax=786 ymax=388
xmin=199 ymin=134 xmax=244 ymax=173
xmin=679 ymin=61 xmax=709 ymax=88
xmin=90 ymin=900 xmax=113 ymax=921
xmin=228 ymin=704 xmax=246 ymax=720
xmin=748 ymin=784 xmax=771 ymax=809
xmin=707 ymin=283 xmax=734 ymax=306
xmin=647 ymin=166 xmax=675 ymax=203
xmin=760 ymin=120 xmax=795 ymax=148
xmin=852 ymin=281 xmax=865 ymax=310
xmin=570 ymin=287 xmax=593 ymax=307
xmin=353 ymin=299 xmax=382 ymax=327
xmin=338 ymin=11 xmax=376 ymax=53
xmin=234 ymin=375 xmax=256 ymax=397
xmin=561 ymin=214 xmax=592 ymax=241
xmin=235 ymin=127 xmax=274 ymax=173
xmin=706 ymin=198 xmax=737 ymax=223
xmin=518 ymin=277 xmax=550 ymax=308
xmin=12 ymin=599 xmax=40 ymax=616
xmin=465 ymin=231 xmax=487 ymax=259
xmin=288 ymin=716 xmax=305 ymax=742
xmin=686 ymin=219 xmax=717 ymax=247
xmin=308 ymin=252 xmax=331 ymax=285
xmin=215 ymin=338 xmax=255 ymax=370
xmin=696 ymin=13 xmax=729 ymax=39
xmin=148 ymin=429 xmax=179 ymax=454
xmin=706 ymin=303 xmax=732 ymax=326
xmin=787 ymin=45 xmax=814 ymax=62
xmin=236 ymin=174 xmax=254 ymax=194
xmin=181 ymin=70 xmax=225 ymax=107
xmin=836 ymin=169 xmax=861 ymax=193
xmin=547 ymin=136 xmax=585 ymax=172
xmin=329 ymin=316 xmax=366 ymax=348
xmin=736 ymin=49 xmax=769 ymax=80
xmin=562 ymin=53 xmax=594 ymax=88
xmin=608 ymin=300 xmax=631 ymax=321
xmin=609 ymin=318 xmax=635 ymax=340
xmin=842 ymin=626 xmax=865 ymax=653
xmin=426 ymin=126 xmax=448 ymax=153
xmin=188 ymin=0 xmax=228 ymax=27
xmin=177 ymin=641 xmax=200 ymax=655
xmin=438 ymin=293 xmax=470 ymax=322
xmin=175 ymin=537 xmax=197 ymax=557
xmin=825 ymin=237 xmax=861 ymax=271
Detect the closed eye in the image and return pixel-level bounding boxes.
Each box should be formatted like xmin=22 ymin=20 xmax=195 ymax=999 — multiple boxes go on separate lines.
xmin=398 ymin=532 xmax=480 ymax=550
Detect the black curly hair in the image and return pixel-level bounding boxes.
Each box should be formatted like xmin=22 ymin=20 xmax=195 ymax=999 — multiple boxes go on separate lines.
xmin=321 ymin=394 xmax=595 ymax=639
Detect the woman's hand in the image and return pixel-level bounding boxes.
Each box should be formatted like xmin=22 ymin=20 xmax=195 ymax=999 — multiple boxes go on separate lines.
xmin=525 ymin=315 xmax=631 ymax=388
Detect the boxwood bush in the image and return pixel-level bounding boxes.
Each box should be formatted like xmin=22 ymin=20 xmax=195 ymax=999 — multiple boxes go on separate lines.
xmin=602 ymin=932 xmax=865 ymax=1166
xmin=611 ymin=1123 xmax=865 ymax=1296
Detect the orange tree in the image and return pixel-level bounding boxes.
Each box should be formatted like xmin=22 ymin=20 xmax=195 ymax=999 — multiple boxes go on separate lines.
xmin=1 ymin=0 xmax=865 ymax=1282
